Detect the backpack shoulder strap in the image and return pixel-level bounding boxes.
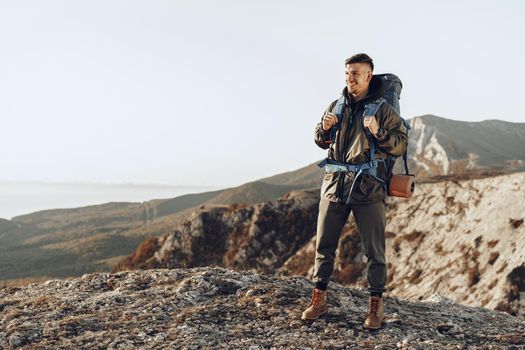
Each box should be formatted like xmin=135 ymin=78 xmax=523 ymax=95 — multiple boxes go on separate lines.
xmin=364 ymin=97 xmax=386 ymax=118
xmin=400 ymin=118 xmax=411 ymax=175
xmin=329 ymin=95 xmax=347 ymax=143
xmin=333 ymin=95 xmax=346 ymax=118
xmin=363 ymin=98 xmax=386 ymax=163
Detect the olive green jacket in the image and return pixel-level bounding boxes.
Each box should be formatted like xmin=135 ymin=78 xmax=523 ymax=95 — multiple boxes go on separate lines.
xmin=314 ymin=76 xmax=408 ymax=204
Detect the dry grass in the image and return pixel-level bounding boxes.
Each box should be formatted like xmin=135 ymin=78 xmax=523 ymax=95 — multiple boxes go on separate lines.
xmin=481 ymin=296 xmax=492 ymax=307
xmin=385 ymin=231 xmax=396 ymax=239
xmin=434 ymin=243 xmax=445 ymax=255
xmin=112 ymin=236 xmax=161 ymax=272
xmin=228 ymin=203 xmax=248 ymax=211
xmin=408 ymin=269 xmax=423 ymax=285
xmin=487 ymin=279 xmax=498 ymax=290
xmin=509 ymin=218 xmax=524 ymax=229
xmin=488 ymin=252 xmax=500 ymax=265
xmin=404 ymin=230 xmax=426 ymax=243
xmin=487 ymin=240 xmax=499 ymax=248
xmin=392 ymin=230 xmax=426 ymax=256
xmin=497 ymin=262 xmax=508 ymax=274
xmin=474 ymin=236 xmax=483 ymax=248
xmin=386 ymin=263 xmax=396 ymax=286
xmin=467 ymin=263 xmax=481 ymax=287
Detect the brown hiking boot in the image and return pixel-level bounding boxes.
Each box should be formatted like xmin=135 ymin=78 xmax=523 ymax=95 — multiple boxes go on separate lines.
xmin=301 ymin=288 xmax=328 ymax=320
xmin=363 ymin=295 xmax=384 ymax=330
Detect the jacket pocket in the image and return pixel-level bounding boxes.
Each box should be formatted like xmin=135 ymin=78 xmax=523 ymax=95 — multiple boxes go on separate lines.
xmin=321 ymin=172 xmax=338 ymax=200
xmin=356 ymin=173 xmax=386 ymax=202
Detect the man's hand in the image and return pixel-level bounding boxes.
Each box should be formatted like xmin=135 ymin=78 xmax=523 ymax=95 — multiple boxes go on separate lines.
xmin=322 ymin=113 xmax=338 ymax=131
xmin=363 ymin=115 xmax=379 ymax=135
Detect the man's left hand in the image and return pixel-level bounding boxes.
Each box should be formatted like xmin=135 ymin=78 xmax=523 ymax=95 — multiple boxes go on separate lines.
xmin=363 ymin=115 xmax=379 ymax=135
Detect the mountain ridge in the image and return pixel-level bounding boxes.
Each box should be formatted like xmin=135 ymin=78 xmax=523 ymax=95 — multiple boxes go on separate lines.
xmin=1 ymin=116 xmax=524 ymax=287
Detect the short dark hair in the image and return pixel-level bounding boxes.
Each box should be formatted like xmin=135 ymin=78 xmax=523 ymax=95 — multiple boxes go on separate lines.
xmin=345 ymin=53 xmax=374 ymax=71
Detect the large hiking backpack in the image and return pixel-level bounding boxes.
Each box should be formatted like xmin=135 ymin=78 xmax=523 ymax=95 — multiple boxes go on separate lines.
xmin=317 ymin=73 xmax=415 ymax=200
xmin=373 ymin=74 xmax=415 ymax=198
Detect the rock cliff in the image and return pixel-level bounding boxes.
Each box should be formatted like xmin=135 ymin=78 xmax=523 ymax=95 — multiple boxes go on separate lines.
xmin=117 ymin=173 xmax=525 ymax=319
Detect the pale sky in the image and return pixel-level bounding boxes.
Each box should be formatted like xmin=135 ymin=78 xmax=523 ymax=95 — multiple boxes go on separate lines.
xmin=1 ymin=0 xmax=524 ymax=187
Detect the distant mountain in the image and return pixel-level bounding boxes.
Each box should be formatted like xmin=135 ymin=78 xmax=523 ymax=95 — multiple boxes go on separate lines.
xmin=205 ymin=181 xmax=309 ymax=205
xmin=0 ymin=182 xmax=305 ymax=282
xmin=258 ymin=162 xmax=322 ymax=187
xmin=0 ymin=218 xmax=18 ymax=232
xmin=408 ymin=115 xmax=525 ymax=176
xmin=0 ymin=202 xmax=155 ymax=281
xmin=252 ymin=115 xmax=525 ymax=185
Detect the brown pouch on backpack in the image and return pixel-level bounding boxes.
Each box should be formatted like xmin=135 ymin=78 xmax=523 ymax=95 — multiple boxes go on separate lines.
xmin=388 ymin=174 xmax=415 ymax=198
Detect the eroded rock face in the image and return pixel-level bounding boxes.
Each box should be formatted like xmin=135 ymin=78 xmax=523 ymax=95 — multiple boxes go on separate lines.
xmin=382 ymin=173 xmax=525 ymax=316
xmin=1 ymin=267 xmax=524 ymax=349
xmin=117 ymin=173 xmax=525 ymax=319
xmin=283 ymin=173 xmax=525 ymax=318
xmin=497 ymin=264 xmax=525 ymax=318
xmin=115 ymin=189 xmax=320 ymax=274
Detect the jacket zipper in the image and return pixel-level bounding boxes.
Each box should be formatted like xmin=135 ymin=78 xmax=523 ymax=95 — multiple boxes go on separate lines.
xmin=338 ymin=100 xmax=365 ymax=201
xmin=337 ymin=101 xmax=354 ymax=201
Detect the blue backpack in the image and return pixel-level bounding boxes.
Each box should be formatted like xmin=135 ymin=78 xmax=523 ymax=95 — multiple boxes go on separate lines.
xmin=372 ymin=74 xmax=411 ymax=177
xmin=317 ymin=74 xmax=412 ymax=202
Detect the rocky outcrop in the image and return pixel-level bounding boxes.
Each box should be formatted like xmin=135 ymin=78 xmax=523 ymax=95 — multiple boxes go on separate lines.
xmin=282 ymin=172 xmax=525 ymax=318
xmin=382 ymin=172 xmax=525 ymax=317
xmin=118 ymin=173 xmax=525 ymax=320
xmin=1 ymin=267 xmax=524 ymax=349
xmin=114 ymin=189 xmax=320 ymax=274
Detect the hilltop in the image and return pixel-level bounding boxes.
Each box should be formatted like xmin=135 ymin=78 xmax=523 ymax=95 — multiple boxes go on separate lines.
xmin=1 ymin=267 xmax=524 ymax=349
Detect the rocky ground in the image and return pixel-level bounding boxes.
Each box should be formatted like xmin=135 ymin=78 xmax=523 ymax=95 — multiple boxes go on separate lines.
xmin=1 ymin=267 xmax=525 ymax=349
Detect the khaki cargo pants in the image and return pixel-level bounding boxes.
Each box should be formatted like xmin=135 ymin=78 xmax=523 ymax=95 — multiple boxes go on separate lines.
xmin=312 ymin=197 xmax=387 ymax=293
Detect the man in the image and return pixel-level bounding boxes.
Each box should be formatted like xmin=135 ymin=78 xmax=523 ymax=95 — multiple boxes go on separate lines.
xmin=301 ymin=53 xmax=408 ymax=330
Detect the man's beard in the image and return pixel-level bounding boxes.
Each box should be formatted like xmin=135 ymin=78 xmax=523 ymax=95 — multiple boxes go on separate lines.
xmin=348 ymin=83 xmax=358 ymax=94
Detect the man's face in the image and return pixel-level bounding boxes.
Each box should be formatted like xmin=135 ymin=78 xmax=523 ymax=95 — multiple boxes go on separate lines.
xmin=345 ymin=62 xmax=372 ymax=96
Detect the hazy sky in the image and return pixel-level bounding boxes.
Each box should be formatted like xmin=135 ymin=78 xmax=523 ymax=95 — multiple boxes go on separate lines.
xmin=1 ymin=0 xmax=524 ymax=187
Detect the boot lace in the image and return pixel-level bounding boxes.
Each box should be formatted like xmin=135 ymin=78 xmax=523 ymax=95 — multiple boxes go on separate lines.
xmin=368 ymin=297 xmax=380 ymax=315
xmin=310 ymin=289 xmax=321 ymax=307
